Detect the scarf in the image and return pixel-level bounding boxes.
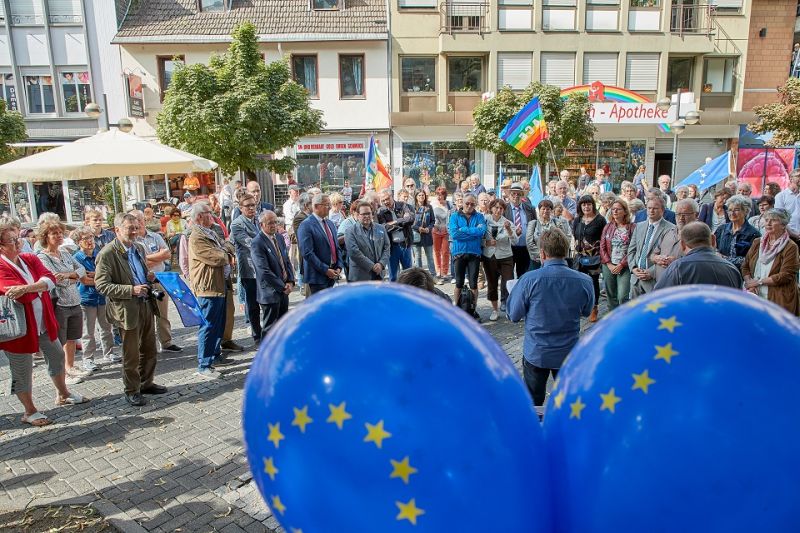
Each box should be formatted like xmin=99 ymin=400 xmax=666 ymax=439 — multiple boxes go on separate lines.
xmin=759 ymin=230 xmax=790 ymax=265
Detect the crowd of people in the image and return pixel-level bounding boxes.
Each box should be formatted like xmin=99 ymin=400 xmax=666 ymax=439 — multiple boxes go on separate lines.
xmin=2 ymin=165 xmax=798 ymax=425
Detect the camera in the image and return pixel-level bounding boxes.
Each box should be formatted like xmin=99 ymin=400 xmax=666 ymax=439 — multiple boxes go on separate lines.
xmin=148 ymin=285 xmax=166 ymax=301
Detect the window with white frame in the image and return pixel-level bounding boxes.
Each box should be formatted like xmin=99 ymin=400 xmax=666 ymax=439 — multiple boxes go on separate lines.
xmin=540 ymin=52 xmax=575 ymax=88
xmin=703 ymin=57 xmax=735 ymax=94
xmin=628 ymin=0 xmax=661 ymax=32
xmin=583 ymin=53 xmax=618 ymax=86
xmin=10 ymin=0 xmax=45 ymax=24
xmin=498 ymin=53 xmax=532 ymax=90
xmin=1 ymin=74 xmax=19 ymax=111
xmin=60 ymin=70 xmax=91 ymax=113
xmin=624 ymin=52 xmax=659 ymax=92
xmin=199 ymin=0 xmax=226 ymax=11
xmin=48 ymin=0 xmax=82 ymax=23
xmin=24 ymin=75 xmax=55 ymax=114
xmin=498 ymin=0 xmax=532 ymax=31
xmin=312 ymin=0 xmax=339 ymax=9
xmin=448 ymin=57 xmax=484 ymax=92
xmin=401 ymin=57 xmax=436 ymax=93
xmin=542 ymin=0 xmax=576 ymax=31
xmin=586 ymin=0 xmax=619 ymax=31
xmin=398 ymin=0 xmax=436 ymax=7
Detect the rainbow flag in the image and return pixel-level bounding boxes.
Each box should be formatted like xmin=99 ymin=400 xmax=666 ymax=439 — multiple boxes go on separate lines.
xmin=499 ymin=96 xmax=548 ymax=157
xmin=366 ymin=135 xmax=392 ymax=192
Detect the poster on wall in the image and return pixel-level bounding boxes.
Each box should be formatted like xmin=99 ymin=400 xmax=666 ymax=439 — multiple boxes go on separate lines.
xmin=736 ymin=148 xmax=795 ymax=196
xmin=127 ymin=74 xmax=145 ymax=118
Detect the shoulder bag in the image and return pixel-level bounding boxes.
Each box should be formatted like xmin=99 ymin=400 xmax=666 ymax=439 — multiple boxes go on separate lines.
xmin=0 ymin=295 xmax=27 ymax=343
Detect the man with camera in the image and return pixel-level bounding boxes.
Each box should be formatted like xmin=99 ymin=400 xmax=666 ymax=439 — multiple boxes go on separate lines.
xmin=95 ymin=213 xmax=165 ymax=407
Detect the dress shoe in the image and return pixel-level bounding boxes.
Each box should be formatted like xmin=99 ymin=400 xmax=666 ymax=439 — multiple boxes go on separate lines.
xmin=221 ymin=340 xmax=244 ymax=352
xmin=162 ymin=344 xmax=183 ymax=353
xmin=125 ymin=393 xmax=147 ymax=406
xmin=589 ymin=305 xmax=599 ymax=323
xmin=214 ymin=355 xmax=235 ymax=366
xmin=141 ymin=384 xmax=168 ymax=395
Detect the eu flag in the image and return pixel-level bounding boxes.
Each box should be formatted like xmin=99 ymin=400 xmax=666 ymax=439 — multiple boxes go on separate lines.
xmin=679 ymin=151 xmax=732 ymax=191
xmin=154 ymin=272 xmax=206 ymax=327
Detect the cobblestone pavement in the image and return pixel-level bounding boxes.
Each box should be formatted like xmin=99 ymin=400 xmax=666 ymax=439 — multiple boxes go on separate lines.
xmin=0 ymin=282 xmax=606 ymax=533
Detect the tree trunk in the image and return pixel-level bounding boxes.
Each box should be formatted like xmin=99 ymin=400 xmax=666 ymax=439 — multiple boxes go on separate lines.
xmin=243 ymin=168 xmax=258 ymax=184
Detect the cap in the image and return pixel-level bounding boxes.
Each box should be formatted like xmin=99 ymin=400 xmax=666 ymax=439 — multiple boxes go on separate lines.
xmin=183 ymin=192 xmax=191 ymax=198
xmin=288 ymin=184 xmax=300 ymax=191
xmin=487 ymin=188 xmax=496 ymax=195
xmin=510 ymin=183 xmax=524 ymax=192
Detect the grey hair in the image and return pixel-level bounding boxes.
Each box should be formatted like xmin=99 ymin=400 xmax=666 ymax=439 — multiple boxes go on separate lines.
xmin=725 ymin=194 xmax=752 ymax=218
xmin=673 ymin=198 xmax=699 ymax=214
xmin=599 ymin=192 xmax=617 ymax=204
xmin=259 ymin=209 xmax=277 ymax=224
xmin=311 ymin=193 xmax=329 ymax=207
xmin=469 ymin=173 xmax=480 ymax=182
xmin=114 ymin=212 xmax=137 ymax=229
xmin=37 ymin=212 xmax=60 ymax=225
xmin=298 ymin=193 xmax=312 ymax=209
xmin=628 ymin=198 xmax=645 ymax=214
xmin=556 ymin=180 xmax=569 ymax=189
xmin=463 ymin=193 xmax=477 ymax=203
xmin=675 ymin=185 xmax=689 ymax=196
xmin=763 ymin=208 xmax=790 ymax=226
xmin=647 ymin=187 xmax=668 ymax=204
xmin=128 ymin=209 xmax=144 ymax=219
xmin=620 ymin=180 xmax=635 ymax=191
xmin=737 ymin=181 xmax=753 ymax=193
xmin=0 ymin=215 xmax=21 ymax=230
xmin=453 ymin=191 xmax=464 ymax=199
xmin=190 ymin=202 xmax=212 ymax=223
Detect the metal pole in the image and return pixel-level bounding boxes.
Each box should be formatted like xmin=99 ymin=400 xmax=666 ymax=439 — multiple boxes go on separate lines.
xmin=670 ymin=88 xmax=682 ymax=185
xmin=102 ymin=93 xmax=111 ymax=130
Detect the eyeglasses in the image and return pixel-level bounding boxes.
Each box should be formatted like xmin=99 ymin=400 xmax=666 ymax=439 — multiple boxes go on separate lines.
xmin=464 ymin=202 xmax=476 ymax=206
xmin=241 ymin=203 xmax=256 ymax=208
xmin=358 ymin=212 xmax=372 ymax=216
xmin=676 ymin=213 xmax=694 ymax=219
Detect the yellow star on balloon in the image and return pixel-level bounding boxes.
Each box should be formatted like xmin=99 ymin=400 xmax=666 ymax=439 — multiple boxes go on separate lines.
xmin=644 ymin=302 xmax=666 ymax=313
xmin=599 ymin=388 xmax=622 ymax=413
xmin=327 ymin=402 xmax=352 ymax=429
xmin=569 ymin=397 xmax=586 ymax=419
xmin=271 ymin=494 xmax=286 ymax=515
xmin=263 ymin=456 xmax=278 ymax=481
xmin=553 ymin=389 xmax=566 ymax=409
xmin=658 ymin=315 xmax=682 ymax=333
xmin=390 ymin=456 xmax=418 ymax=484
xmin=632 ymin=370 xmax=656 ymax=394
xmin=292 ymin=405 xmax=313 ymax=433
xmin=396 ymin=498 xmax=425 ymax=525
xmin=364 ymin=420 xmax=392 ymax=448
xmin=267 ymin=423 xmax=284 ymax=449
xmin=654 ymin=343 xmax=679 ymax=364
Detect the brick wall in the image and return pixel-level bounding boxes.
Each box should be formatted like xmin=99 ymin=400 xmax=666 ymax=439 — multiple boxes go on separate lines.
xmin=742 ymin=0 xmax=797 ymax=110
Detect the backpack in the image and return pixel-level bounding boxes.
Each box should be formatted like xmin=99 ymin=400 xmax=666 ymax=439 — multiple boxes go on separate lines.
xmin=458 ymin=282 xmax=480 ymax=320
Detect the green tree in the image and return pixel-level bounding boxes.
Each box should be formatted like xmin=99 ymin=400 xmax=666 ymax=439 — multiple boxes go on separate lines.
xmin=748 ymin=77 xmax=800 ymax=147
xmin=467 ymin=83 xmax=594 ymax=170
xmin=157 ymin=22 xmax=324 ymax=181
xmin=0 ymin=99 xmax=27 ymax=164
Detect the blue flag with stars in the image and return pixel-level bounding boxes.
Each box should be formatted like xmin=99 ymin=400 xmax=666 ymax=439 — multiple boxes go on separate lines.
xmin=154 ymin=272 xmax=206 ymax=327
xmin=679 ymin=151 xmax=732 ymax=192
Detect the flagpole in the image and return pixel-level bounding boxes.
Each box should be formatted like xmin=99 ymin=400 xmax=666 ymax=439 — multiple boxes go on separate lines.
xmin=546 ymin=136 xmax=560 ymax=175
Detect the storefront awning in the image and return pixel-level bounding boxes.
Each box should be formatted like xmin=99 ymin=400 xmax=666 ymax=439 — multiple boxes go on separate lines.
xmin=0 ymin=129 xmax=217 ymax=183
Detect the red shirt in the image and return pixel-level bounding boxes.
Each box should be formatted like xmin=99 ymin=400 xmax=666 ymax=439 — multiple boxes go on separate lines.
xmin=0 ymin=253 xmax=58 ymax=354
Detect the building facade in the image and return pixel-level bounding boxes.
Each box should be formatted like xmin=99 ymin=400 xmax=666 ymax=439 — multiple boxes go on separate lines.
xmin=113 ymin=0 xmax=390 ymax=205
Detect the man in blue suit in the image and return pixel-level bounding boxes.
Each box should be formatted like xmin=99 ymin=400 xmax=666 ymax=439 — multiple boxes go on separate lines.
xmin=251 ymin=210 xmax=295 ymax=335
xmin=296 ymin=193 xmax=343 ymax=295
xmin=634 ymin=188 xmax=677 ymax=224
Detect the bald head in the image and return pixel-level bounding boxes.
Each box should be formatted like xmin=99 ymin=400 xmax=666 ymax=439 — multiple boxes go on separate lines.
xmin=680 ymin=221 xmax=713 ymax=250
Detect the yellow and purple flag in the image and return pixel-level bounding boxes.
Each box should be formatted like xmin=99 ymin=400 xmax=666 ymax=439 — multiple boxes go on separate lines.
xmin=499 ymin=96 xmax=548 ymax=157
xmin=366 ymin=135 xmax=392 ymax=192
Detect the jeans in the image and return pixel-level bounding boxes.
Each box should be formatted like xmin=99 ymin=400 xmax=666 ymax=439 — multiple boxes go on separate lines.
xmin=389 ymin=244 xmax=412 ymax=281
xmin=523 ymin=358 xmax=559 ymax=406
xmin=197 ymin=296 xmax=226 ymax=370
xmin=414 ymin=244 xmax=436 ymax=273
xmin=241 ymin=278 xmax=262 ymax=340
xmin=602 ymin=264 xmax=631 ymax=310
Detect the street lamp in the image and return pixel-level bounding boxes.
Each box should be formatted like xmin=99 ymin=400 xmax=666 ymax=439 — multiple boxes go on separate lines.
xmin=84 ymin=94 xmax=134 ymax=133
xmin=656 ymin=89 xmax=700 ymax=184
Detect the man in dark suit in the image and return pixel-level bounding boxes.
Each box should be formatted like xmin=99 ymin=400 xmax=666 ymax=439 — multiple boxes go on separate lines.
xmin=627 ymin=196 xmax=677 ymax=298
xmin=230 ymin=180 xmax=275 ymax=222
xmin=251 ymin=210 xmax=295 ymax=335
xmin=344 ymin=201 xmax=391 ymax=282
xmin=229 ymin=192 xmax=261 ymax=344
xmin=504 ymin=183 xmax=537 ymax=277
xmin=634 ymin=188 xmax=677 ymax=224
xmin=296 ymin=193 xmax=343 ymax=295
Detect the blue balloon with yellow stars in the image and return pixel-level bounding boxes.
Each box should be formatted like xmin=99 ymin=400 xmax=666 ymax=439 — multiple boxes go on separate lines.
xmin=544 ymin=286 xmax=800 ymax=532
xmin=242 ymin=283 xmax=549 ymax=533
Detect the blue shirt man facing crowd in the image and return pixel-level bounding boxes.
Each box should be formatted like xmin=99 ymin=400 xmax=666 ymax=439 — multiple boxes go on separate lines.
xmin=507 ymin=227 xmax=594 ymax=417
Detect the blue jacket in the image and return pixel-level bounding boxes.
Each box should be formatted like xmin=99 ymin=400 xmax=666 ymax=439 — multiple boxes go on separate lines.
xmin=251 ymin=230 xmax=295 ymax=305
xmin=448 ymin=210 xmax=486 ymax=257
xmin=714 ymin=221 xmax=759 ymax=267
xmin=297 ymin=214 xmax=344 ymax=286
xmin=74 ymin=250 xmax=106 ymax=306
xmin=635 ymin=208 xmax=676 ymax=224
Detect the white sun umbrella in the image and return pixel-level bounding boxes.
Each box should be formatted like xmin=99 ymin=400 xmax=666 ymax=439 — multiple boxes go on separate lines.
xmin=0 ymin=129 xmax=217 ymax=183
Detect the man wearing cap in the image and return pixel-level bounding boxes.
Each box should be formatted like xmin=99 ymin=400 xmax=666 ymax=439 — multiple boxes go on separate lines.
xmin=178 ymin=192 xmax=195 ymax=216
xmin=504 ymin=183 xmax=537 ymax=278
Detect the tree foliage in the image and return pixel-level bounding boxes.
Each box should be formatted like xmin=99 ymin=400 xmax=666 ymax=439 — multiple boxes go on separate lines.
xmin=0 ymin=100 xmax=27 ymax=164
xmin=748 ymin=77 xmax=800 ymax=147
xmin=467 ymin=83 xmax=594 ymax=169
xmin=157 ymin=22 xmax=325 ymax=179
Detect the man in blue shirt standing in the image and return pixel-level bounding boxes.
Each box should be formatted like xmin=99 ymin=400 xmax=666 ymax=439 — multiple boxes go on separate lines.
xmin=507 ymin=228 xmax=594 ymax=418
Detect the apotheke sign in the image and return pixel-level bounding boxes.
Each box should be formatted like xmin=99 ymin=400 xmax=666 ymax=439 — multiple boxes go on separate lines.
xmin=561 ymin=82 xmax=696 ymax=125
xmin=296 ymin=140 xmax=366 ymax=153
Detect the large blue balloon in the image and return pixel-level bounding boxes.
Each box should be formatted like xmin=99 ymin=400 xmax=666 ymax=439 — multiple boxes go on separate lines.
xmin=243 ymin=283 xmax=549 ymax=532
xmin=544 ymin=287 xmax=800 ymax=532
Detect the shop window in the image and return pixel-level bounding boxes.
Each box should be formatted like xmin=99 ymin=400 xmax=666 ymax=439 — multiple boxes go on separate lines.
xmin=448 ymin=57 xmax=484 ymax=92
xmin=498 ymin=52 xmax=532 ymax=91
xmin=68 ymin=178 xmax=108 ymax=221
xmin=542 ymin=0 xmax=576 ymax=31
xmin=60 ymin=70 xmax=91 ymax=113
xmin=625 ymin=52 xmax=659 ymax=92
xmin=199 ymin=0 xmax=226 ymax=11
xmin=597 ymin=140 xmax=646 ymax=186
xmin=401 ymin=57 xmax=436 ymax=93
xmin=498 ymin=0 xmax=532 ymax=31
xmin=586 ymin=0 xmax=619 ymax=31
xmin=312 ymin=0 xmax=339 ymax=9
xmin=0 ymin=184 xmax=11 ymax=218
xmin=157 ymin=55 xmax=185 ymax=102
xmin=703 ymin=57 xmax=735 ymax=94
xmin=339 ymin=55 xmax=365 ymax=98
xmin=11 ymin=183 xmax=31 ymax=223
xmin=583 ymin=52 xmax=617 ymax=86
xmin=9 ymin=0 xmax=45 ymax=25
xmin=667 ymin=56 xmax=693 ymax=93
xmin=143 ymin=175 xmax=168 ymax=202
xmin=540 ymin=52 xmax=575 ymax=89
xmin=34 ymin=182 xmax=66 ymax=220
xmin=295 ymin=152 xmax=366 ymax=191
xmin=292 ymin=55 xmax=319 ymax=97
xmin=402 ymin=141 xmax=480 ymax=191
xmin=1 ymin=74 xmax=19 ymax=111
xmin=24 ymin=75 xmax=55 ymax=114
xmin=398 ymin=0 xmax=436 ymax=7
xmin=48 ymin=0 xmax=82 ymax=23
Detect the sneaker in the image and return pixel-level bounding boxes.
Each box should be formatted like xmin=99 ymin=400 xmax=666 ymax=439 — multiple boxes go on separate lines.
xmin=67 ymin=366 xmax=91 ymax=378
xmin=500 ymin=303 xmax=506 ymax=312
xmin=450 ymin=277 xmax=456 ymax=284
xmin=161 ymin=344 xmax=183 ymax=353
xmin=65 ymin=375 xmax=84 ymax=385
xmin=103 ymin=353 xmax=122 ymax=364
xmin=82 ymin=360 xmax=100 ymax=372
xmin=221 ymin=340 xmax=244 ymax=352
xmin=196 ymin=368 xmax=222 ymax=379
xmin=489 ymin=310 xmax=499 ymax=321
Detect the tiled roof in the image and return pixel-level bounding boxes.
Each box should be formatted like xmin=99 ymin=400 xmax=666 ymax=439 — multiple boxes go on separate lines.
xmin=114 ymin=0 xmax=388 ymax=41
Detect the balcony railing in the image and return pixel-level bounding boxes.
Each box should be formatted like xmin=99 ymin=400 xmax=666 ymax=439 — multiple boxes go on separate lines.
xmin=440 ymin=2 xmax=489 ymax=34
xmin=670 ymin=3 xmax=714 ymax=36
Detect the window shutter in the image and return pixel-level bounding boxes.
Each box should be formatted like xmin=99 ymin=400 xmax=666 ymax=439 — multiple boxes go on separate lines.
xmin=625 ymin=52 xmax=659 ymax=91
xmin=540 ymin=52 xmax=575 ymax=89
xmin=48 ymin=0 xmax=82 ymax=20
xmin=10 ymin=0 xmax=44 ymax=19
xmin=498 ymin=53 xmax=532 ymax=90
xmin=583 ymin=53 xmax=617 ymax=85
xmin=710 ymin=0 xmax=742 ymax=8
xmin=398 ymin=0 xmax=437 ymax=7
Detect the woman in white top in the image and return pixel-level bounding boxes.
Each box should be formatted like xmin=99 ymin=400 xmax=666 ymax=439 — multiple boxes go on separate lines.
xmin=482 ymin=198 xmax=515 ymax=321
xmin=526 ymin=199 xmax=572 ymax=270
